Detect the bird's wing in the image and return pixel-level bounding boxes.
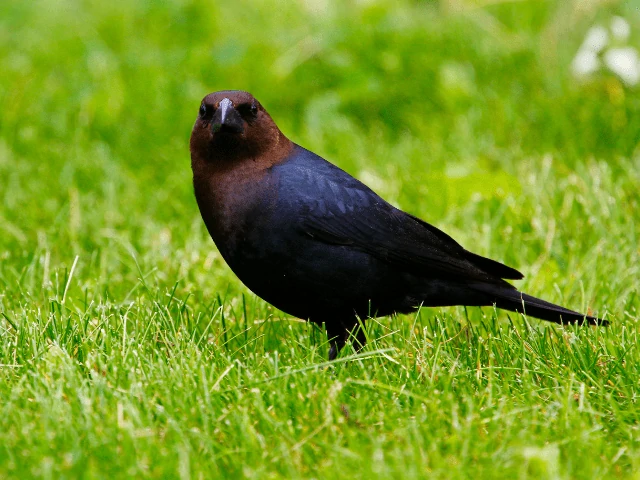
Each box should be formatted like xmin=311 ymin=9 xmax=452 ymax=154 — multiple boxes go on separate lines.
xmin=281 ymin=154 xmax=523 ymax=282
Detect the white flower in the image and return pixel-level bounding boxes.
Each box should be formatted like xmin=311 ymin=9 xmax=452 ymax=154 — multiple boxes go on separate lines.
xmin=604 ymin=47 xmax=640 ymax=85
xmin=581 ymin=25 xmax=609 ymax=53
xmin=611 ymin=16 xmax=631 ymax=42
xmin=572 ymin=49 xmax=600 ymax=77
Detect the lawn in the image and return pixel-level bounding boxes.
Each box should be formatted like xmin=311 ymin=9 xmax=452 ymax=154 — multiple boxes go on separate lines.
xmin=1 ymin=0 xmax=639 ymax=478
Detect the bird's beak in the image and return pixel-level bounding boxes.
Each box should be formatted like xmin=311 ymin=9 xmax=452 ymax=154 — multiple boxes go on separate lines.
xmin=212 ymin=98 xmax=244 ymax=134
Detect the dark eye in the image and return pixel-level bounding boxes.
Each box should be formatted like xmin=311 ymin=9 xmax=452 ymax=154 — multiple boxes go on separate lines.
xmin=237 ymin=102 xmax=258 ymax=118
xmin=199 ymin=103 xmax=209 ymax=118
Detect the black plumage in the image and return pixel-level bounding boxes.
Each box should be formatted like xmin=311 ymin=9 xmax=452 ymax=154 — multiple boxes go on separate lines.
xmin=190 ymin=90 xmax=607 ymax=359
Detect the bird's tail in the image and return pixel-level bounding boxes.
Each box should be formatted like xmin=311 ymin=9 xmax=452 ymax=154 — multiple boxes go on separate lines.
xmin=472 ymin=284 xmax=608 ymax=326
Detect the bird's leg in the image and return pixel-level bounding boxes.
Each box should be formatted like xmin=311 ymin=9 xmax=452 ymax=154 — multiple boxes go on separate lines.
xmin=327 ymin=323 xmax=346 ymax=361
xmin=347 ymin=321 xmax=367 ymax=354
xmin=326 ymin=320 xmax=367 ymax=360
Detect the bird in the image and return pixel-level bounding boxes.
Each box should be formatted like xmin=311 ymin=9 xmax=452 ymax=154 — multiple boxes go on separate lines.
xmin=190 ymin=90 xmax=607 ymax=360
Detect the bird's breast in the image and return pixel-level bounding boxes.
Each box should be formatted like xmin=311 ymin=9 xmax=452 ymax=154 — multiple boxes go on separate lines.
xmin=193 ymin=165 xmax=279 ymax=261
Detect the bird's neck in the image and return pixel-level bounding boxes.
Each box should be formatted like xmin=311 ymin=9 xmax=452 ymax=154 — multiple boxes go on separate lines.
xmin=191 ymin=133 xmax=293 ymax=247
xmin=191 ymin=131 xmax=293 ymax=178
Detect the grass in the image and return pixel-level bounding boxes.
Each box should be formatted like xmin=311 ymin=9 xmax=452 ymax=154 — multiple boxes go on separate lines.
xmin=1 ymin=0 xmax=639 ymax=478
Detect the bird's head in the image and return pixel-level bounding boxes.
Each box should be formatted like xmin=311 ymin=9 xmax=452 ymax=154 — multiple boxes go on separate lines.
xmin=190 ymin=90 xmax=287 ymax=165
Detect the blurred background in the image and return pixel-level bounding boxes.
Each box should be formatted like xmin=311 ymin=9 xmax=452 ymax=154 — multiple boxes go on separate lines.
xmin=1 ymin=0 xmax=638 ymax=320
xmin=1 ymin=1 xmax=640 ymax=477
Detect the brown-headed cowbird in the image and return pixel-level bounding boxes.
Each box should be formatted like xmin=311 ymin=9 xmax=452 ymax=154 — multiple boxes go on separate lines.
xmin=190 ymin=90 xmax=607 ymax=359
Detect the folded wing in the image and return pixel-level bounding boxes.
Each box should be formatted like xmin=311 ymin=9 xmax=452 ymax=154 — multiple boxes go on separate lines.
xmin=283 ymin=150 xmax=523 ymax=284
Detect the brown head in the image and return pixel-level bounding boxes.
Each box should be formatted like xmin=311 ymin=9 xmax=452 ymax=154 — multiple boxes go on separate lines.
xmin=190 ymin=91 xmax=292 ymax=172
xmin=190 ymin=91 xmax=294 ymax=245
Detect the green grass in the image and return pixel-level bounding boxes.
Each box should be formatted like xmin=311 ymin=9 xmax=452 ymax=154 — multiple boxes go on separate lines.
xmin=1 ymin=0 xmax=639 ymax=478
